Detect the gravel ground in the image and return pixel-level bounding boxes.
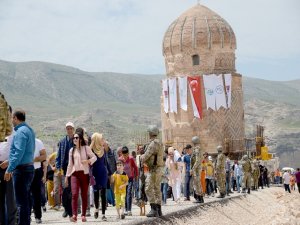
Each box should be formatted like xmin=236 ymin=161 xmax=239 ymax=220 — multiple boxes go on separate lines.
xmin=167 ymin=187 xmax=300 ymax=225
xmin=37 ymin=186 xmax=299 ymax=225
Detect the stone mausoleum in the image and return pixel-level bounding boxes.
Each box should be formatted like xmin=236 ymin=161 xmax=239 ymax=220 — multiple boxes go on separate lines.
xmin=161 ymin=4 xmax=245 ymax=155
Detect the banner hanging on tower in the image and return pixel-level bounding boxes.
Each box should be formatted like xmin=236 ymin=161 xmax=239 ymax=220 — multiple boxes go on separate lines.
xmin=188 ymin=76 xmax=203 ymax=119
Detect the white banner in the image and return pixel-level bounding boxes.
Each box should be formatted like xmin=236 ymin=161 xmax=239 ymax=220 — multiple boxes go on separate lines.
xmin=215 ymin=75 xmax=227 ymax=110
xmin=224 ymin=74 xmax=232 ymax=108
xmin=178 ymin=77 xmax=187 ymax=111
xmin=203 ymin=74 xmax=216 ymax=110
xmin=162 ymin=79 xmax=169 ymax=113
xmin=168 ymin=78 xmax=177 ymax=113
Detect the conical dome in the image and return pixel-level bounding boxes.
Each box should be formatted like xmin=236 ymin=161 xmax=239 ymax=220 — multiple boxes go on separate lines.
xmin=162 ymin=4 xmax=236 ymax=76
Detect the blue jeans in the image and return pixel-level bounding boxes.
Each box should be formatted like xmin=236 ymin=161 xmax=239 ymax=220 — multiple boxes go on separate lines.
xmin=125 ymin=178 xmax=134 ymax=212
xmin=13 ymin=165 xmax=34 ymax=225
xmin=225 ymin=172 xmax=231 ymax=194
xmin=236 ymin=175 xmax=241 ymax=192
xmin=205 ymin=178 xmax=214 ymax=195
xmin=161 ymin=183 xmax=168 ymax=204
xmin=106 ymin=187 xmax=115 ymax=206
xmin=184 ymin=174 xmax=192 ymax=199
xmin=274 ymin=176 xmax=280 ymax=184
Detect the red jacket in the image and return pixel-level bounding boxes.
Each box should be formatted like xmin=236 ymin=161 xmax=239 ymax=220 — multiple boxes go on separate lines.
xmin=119 ymin=156 xmax=138 ymax=179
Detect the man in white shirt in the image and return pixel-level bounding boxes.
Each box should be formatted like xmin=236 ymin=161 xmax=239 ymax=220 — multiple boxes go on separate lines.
xmin=30 ymin=138 xmax=46 ymax=224
xmin=0 ymin=134 xmax=17 ymax=225
xmin=282 ymin=171 xmax=291 ymax=193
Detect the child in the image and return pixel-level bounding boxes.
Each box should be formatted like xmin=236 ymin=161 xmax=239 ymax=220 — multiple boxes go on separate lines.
xmin=112 ymin=160 xmax=129 ymax=220
xmin=290 ymin=174 xmax=296 ymax=191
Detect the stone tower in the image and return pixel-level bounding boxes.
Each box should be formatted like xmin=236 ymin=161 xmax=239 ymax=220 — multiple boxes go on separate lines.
xmin=161 ymin=4 xmax=245 ymax=155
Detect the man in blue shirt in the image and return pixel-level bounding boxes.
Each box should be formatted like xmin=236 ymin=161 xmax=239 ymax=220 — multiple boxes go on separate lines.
xmin=183 ymin=144 xmax=192 ymax=201
xmin=4 ymin=109 xmax=35 ymax=225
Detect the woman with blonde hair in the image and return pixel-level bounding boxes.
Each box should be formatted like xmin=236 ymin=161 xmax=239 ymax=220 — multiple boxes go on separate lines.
xmin=90 ymin=132 xmax=112 ymax=221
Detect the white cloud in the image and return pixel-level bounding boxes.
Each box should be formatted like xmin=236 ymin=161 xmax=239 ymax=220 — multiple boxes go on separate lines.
xmin=0 ymin=0 xmax=299 ymax=80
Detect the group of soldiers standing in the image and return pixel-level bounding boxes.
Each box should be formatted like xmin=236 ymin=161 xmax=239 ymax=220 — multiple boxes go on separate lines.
xmin=141 ymin=125 xmax=267 ymax=218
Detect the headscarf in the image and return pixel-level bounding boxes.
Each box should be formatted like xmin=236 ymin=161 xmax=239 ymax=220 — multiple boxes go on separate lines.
xmin=90 ymin=132 xmax=104 ymax=158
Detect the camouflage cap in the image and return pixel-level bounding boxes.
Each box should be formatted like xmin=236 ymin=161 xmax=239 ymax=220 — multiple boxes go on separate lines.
xmin=217 ymin=145 xmax=223 ymax=152
xmin=147 ymin=125 xmax=159 ymax=136
xmin=192 ymin=136 xmax=200 ymax=144
xmin=242 ymin=155 xmax=248 ymax=160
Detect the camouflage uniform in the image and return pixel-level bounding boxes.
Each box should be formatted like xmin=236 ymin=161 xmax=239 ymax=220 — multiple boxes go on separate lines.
xmin=216 ymin=146 xmax=226 ymax=198
xmin=192 ymin=146 xmax=203 ymax=197
xmin=190 ymin=136 xmax=204 ymax=203
xmin=241 ymin=155 xmax=252 ymax=193
xmin=141 ymin=125 xmax=164 ymax=217
xmin=0 ymin=93 xmax=12 ymax=142
xmin=252 ymin=161 xmax=260 ymax=190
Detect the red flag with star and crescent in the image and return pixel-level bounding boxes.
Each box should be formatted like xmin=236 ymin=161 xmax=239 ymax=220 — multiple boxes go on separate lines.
xmin=188 ymin=76 xmax=203 ymax=119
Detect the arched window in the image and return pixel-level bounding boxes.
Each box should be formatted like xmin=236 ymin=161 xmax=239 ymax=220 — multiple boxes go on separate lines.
xmin=192 ymin=54 xmax=200 ymax=66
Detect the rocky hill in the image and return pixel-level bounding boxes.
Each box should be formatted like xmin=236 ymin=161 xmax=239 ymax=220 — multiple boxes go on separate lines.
xmin=0 ymin=60 xmax=299 ymax=168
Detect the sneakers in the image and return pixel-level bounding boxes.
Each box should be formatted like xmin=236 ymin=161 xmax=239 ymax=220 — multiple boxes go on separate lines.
xmin=42 ymin=206 xmax=47 ymax=212
xmin=121 ymin=214 xmax=125 ymax=220
xmin=124 ymin=211 xmax=128 ymax=216
xmin=102 ymin=215 xmax=107 ymax=221
xmin=127 ymin=211 xmax=132 ymax=216
xmin=94 ymin=211 xmax=99 ymax=219
xmin=35 ymin=218 xmax=42 ymax=224
xmin=86 ymin=210 xmax=91 ymax=217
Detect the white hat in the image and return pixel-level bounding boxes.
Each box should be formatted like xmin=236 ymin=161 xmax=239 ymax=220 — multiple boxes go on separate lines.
xmin=208 ymin=156 xmax=212 ymax=161
xmin=65 ymin=122 xmax=74 ymax=128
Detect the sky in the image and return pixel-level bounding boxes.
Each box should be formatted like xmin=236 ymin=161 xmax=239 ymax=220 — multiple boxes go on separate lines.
xmin=0 ymin=0 xmax=299 ymax=81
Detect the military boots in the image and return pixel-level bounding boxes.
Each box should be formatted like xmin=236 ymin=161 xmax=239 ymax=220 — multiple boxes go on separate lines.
xmin=146 ymin=203 xmax=159 ymax=217
xmin=216 ymin=193 xmax=225 ymax=198
xmin=193 ymin=194 xmax=201 ymax=203
xmin=199 ymin=196 xmax=204 ymax=203
xmin=156 ymin=204 xmax=162 ymax=217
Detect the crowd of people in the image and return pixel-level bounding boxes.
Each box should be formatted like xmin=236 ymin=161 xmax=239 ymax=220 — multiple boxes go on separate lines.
xmin=0 ymin=108 xmax=300 ymax=225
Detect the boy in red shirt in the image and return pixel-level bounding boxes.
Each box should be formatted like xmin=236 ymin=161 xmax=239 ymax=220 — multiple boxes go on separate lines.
xmin=119 ymin=146 xmax=138 ymax=216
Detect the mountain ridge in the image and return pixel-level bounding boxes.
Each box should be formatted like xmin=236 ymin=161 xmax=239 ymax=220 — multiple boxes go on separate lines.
xmin=0 ymin=60 xmax=299 ymax=168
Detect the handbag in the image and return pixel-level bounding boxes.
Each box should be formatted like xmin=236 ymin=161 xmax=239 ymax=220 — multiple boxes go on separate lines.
xmin=85 ymin=146 xmax=96 ymax=186
xmin=89 ymin=166 xmax=96 ymax=186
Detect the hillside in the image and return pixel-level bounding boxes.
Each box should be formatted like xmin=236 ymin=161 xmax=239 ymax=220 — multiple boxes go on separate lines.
xmin=0 ymin=60 xmax=299 ymax=168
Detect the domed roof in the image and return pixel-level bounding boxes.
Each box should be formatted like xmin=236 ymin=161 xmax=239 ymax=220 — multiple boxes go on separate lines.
xmin=163 ymin=4 xmax=236 ymax=56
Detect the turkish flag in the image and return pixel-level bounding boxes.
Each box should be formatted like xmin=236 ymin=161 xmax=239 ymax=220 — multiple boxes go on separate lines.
xmin=188 ymin=76 xmax=203 ymax=119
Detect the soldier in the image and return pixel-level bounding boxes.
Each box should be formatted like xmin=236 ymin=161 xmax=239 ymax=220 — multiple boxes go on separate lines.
xmin=141 ymin=125 xmax=164 ymax=217
xmin=190 ymin=136 xmax=204 ymax=203
xmin=216 ymin=145 xmax=226 ymax=198
xmin=0 ymin=93 xmax=12 ymax=142
xmin=241 ymin=155 xmax=252 ymax=194
xmin=252 ymin=160 xmax=260 ymax=191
